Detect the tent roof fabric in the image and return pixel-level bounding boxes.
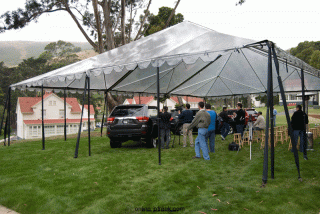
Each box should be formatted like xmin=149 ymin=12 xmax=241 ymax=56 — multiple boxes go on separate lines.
xmin=10 ymin=21 xmax=320 ymax=97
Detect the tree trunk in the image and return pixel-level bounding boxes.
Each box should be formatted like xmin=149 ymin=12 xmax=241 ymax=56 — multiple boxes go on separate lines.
xmin=128 ymin=1 xmax=133 ymax=43
xmin=64 ymin=4 xmax=97 ymax=50
xmin=178 ymin=96 xmax=184 ymax=106
xmin=134 ymin=0 xmax=152 ymax=41
xmin=121 ymin=0 xmax=126 ymax=46
xmin=102 ymin=0 xmax=115 ymax=50
xmin=163 ymin=0 xmax=181 ymax=29
xmin=92 ymin=0 xmax=104 ymax=53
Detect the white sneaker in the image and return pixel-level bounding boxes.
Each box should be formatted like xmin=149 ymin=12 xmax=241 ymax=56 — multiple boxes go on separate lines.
xmin=221 ymin=136 xmax=225 ymax=140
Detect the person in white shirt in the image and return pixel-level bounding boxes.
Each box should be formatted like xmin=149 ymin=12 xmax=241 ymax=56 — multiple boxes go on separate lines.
xmin=253 ymin=111 xmax=266 ymax=130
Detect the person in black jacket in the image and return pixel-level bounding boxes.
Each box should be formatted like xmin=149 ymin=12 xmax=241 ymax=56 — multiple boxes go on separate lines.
xmin=234 ymin=103 xmax=245 ymax=137
xmin=219 ymin=107 xmax=230 ymax=140
xmin=291 ymin=104 xmax=309 ymax=160
xmin=159 ymin=106 xmax=172 ymax=149
xmin=178 ymin=103 xmax=194 ymax=147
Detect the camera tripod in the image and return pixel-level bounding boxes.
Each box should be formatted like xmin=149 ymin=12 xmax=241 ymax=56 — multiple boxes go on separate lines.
xmin=238 ymin=121 xmax=253 ymax=160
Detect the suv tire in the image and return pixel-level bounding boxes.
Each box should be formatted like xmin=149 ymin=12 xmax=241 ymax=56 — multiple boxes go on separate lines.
xmin=110 ymin=140 xmax=122 ymax=148
xmin=146 ymin=136 xmax=157 ymax=148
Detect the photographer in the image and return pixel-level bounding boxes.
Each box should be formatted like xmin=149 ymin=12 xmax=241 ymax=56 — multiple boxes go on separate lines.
xmin=178 ymin=104 xmax=194 ymax=147
xmin=234 ymin=103 xmax=245 ymax=137
xmin=219 ymin=107 xmax=230 ymax=140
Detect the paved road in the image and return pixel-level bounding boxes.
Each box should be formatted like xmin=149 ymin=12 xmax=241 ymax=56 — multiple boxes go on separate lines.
xmin=0 ymin=205 xmax=19 ymax=214
xmin=277 ymin=109 xmax=295 ymax=116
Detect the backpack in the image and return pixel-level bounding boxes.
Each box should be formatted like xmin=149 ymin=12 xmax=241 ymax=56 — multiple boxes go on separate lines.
xmin=228 ymin=142 xmax=240 ymax=151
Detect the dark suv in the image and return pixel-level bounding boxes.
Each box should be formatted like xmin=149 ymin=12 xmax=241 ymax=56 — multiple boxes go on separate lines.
xmin=107 ymin=104 xmax=158 ymax=148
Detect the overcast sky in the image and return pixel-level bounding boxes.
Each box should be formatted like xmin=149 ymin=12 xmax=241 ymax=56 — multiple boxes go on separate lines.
xmin=1 ymin=0 xmax=319 ymax=50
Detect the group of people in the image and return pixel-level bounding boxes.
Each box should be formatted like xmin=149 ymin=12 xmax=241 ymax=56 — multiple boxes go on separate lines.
xmin=159 ymin=101 xmax=309 ymax=161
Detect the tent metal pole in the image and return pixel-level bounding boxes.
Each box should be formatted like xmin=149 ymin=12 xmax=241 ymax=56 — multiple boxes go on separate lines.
xmin=41 ymin=85 xmax=45 ymax=150
xmin=262 ymin=42 xmax=272 ymax=185
xmin=157 ymin=66 xmax=161 ymax=165
xmin=88 ymin=76 xmax=91 ymax=156
xmin=271 ymin=45 xmax=301 ymax=180
xmin=8 ymin=87 xmax=11 ymax=147
xmin=0 ymin=90 xmax=9 ymax=137
xmin=64 ymin=88 xmax=67 ymax=141
xmin=300 ymin=68 xmax=307 ymax=158
xmin=269 ymin=43 xmax=275 ymax=180
xmin=105 ymin=93 xmax=108 ymax=136
xmin=139 ymin=93 xmax=141 ymax=104
xmin=101 ymin=91 xmax=107 ymax=137
xmin=74 ymin=77 xmax=88 ymax=158
xmin=165 ymin=59 xmax=220 ymax=95
xmin=4 ymin=110 xmax=8 ymax=146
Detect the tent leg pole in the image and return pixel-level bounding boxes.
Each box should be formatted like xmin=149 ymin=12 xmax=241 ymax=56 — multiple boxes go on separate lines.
xmin=101 ymin=92 xmax=107 ymax=137
xmin=74 ymin=77 xmax=88 ymax=158
xmin=271 ymin=44 xmax=301 ymax=180
xmin=41 ymin=85 xmax=45 ymax=150
xmin=157 ymin=66 xmax=161 ymax=165
xmin=262 ymin=42 xmax=272 ymax=186
xmin=8 ymin=87 xmax=11 ymax=147
xmin=0 ymin=89 xmax=9 ymax=137
xmin=88 ymin=76 xmax=91 ymax=156
xmin=300 ymin=68 xmax=307 ymax=158
xmin=269 ymin=43 xmax=275 ymax=180
xmin=64 ymin=88 xmax=67 ymax=141
xmin=105 ymin=93 xmax=108 ymax=136
xmin=4 ymin=106 xmax=8 ymax=146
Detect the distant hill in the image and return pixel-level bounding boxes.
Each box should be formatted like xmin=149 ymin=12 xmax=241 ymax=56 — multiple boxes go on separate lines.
xmin=0 ymin=41 xmax=93 ymax=67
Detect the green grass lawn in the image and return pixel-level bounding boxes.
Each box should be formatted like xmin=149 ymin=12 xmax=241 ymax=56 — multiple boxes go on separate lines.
xmin=0 ymin=133 xmax=319 ymax=214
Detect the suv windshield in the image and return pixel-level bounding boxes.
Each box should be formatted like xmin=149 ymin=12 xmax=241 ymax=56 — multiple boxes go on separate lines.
xmin=110 ymin=106 xmax=144 ymax=117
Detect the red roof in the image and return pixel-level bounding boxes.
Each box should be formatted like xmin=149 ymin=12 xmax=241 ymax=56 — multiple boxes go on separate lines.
xmin=183 ymin=96 xmax=204 ymax=103
xmin=134 ymin=96 xmax=154 ymax=105
xmin=61 ymin=97 xmax=81 ymax=113
xmin=84 ymin=105 xmax=95 ymax=114
xmin=23 ymin=118 xmax=95 ymax=125
xmin=170 ymin=97 xmax=179 ymax=104
xmin=170 ymin=96 xmax=203 ymax=104
xmin=126 ymin=99 xmax=133 ymax=104
xmin=19 ymin=94 xmax=82 ymax=114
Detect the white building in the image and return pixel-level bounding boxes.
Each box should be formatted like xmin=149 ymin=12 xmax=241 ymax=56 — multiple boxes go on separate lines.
xmin=279 ymin=92 xmax=319 ymax=106
xmin=16 ymin=93 xmax=95 ymax=139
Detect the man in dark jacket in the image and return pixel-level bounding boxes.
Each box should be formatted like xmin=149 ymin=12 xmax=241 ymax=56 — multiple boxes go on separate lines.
xmin=159 ymin=106 xmax=171 ymax=149
xmin=219 ymin=107 xmax=230 ymax=140
xmin=234 ymin=103 xmax=245 ymax=137
xmin=178 ymin=103 xmax=194 ymax=147
xmin=291 ymin=104 xmax=309 ymax=160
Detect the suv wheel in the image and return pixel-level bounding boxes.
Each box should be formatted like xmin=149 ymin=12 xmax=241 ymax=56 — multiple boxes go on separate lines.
xmin=110 ymin=140 xmax=122 ymax=148
xmin=146 ymin=136 xmax=157 ymax=148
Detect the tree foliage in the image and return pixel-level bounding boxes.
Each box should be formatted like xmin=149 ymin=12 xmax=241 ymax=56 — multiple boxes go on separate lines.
xmin=145 ymin=6 xmax=184 ymax=36
xmin=290 ymin=41 xmax=320 ymax=69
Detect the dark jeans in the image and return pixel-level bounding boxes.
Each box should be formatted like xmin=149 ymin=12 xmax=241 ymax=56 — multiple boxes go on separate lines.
xmin=206 ymin=130 xmax=216 ymax=153
xmin=160 ymin=129 xmax=171 ymax=149
xmin=221 ymin=122 xmax=230 ymax=138
xmin=292 ymin=130 xmax=307 ymax=157
xmin=236 ymin=124 xmax=244 ymax=137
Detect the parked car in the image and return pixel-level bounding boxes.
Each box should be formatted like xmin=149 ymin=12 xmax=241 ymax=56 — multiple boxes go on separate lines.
xmin=106 ymin=104 xmax=158 ymax=148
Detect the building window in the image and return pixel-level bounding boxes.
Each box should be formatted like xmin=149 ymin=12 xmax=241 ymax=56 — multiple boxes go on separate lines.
xmin=71 ymin=124 xmax=78 ymax=133
xmin=57 ymin=125 xmax=64 ymax=134
xmin=45 ymin=125 xmax=55 ymax=135
xmin=59 ymin=110 xmax=64 ymax=118
xmin=49 ymin=101 xmax=52 ymax=106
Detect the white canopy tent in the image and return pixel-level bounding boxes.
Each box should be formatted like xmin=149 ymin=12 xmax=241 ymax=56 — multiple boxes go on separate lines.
xmin=4 ymin=21 xmax=320 ymax=185
xmin=10 ymin=21 xmax=320 ymax=96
